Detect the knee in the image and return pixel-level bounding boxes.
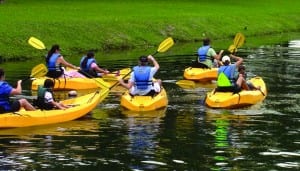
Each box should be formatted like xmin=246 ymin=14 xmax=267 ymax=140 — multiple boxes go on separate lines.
xmin=19 ymin=99 xmax=29 ymax=106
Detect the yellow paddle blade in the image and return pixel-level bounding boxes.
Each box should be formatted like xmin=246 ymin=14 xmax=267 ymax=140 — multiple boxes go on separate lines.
xmin=176 ymin=80 xmax=196 ymax=89
xmin=228 ymin=44 xmax=237 ymax=54
xmin=28 ymin=37 xmax=46 ymax=50
xmin=228 ymin=33 xmax=245 ymax=53
xmin=157 ymin=37 xmax=174 ymax=53
xmin=30 ymin=63 xmax=48 ymax=78
xmin=233 ymin=32 xmax=245 ymax=48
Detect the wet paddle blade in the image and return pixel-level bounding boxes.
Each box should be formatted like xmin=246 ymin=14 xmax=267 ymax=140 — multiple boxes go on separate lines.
xmin=233 ymin=32 xmax=245 ymax=48
xmin=28 ymin=37 xmax=46 ymax=50
xmin=30 ymin=63 xmax=48 ymax=78
xmin=228 ymin=44 xmax=237 ymax=54
xmin=157 ymin=37 xmax=174 ymax=53
xmin=176 ymin=80 xmax=196 ymax=89
xmin=228 ymin=33 xmax=245 ymax=53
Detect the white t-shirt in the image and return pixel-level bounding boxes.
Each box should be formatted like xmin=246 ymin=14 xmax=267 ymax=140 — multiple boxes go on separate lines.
xmin=44 ymin=91 xmax=54 ymax=103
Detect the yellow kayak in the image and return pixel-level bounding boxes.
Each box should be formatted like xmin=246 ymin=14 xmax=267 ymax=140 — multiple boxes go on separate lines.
xmin=0 ymin=89 xmax=109 ymax=128
xmin=205 ymin=77 xmax=267 ymax=109
xmin=120 ymin=88 xmax=168 ymax=112
xmin=184 ymin=67 xmax=218 ymax=82
xmin=31 ymin=68 xmax=131 ymax=90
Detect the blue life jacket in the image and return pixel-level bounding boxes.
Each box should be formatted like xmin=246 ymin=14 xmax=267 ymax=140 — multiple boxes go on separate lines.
xmin=197 ymin=45 xmax=210 ymax=62
xmin=80 ymin=57 xmax=96 ymax=72
xmin=133 ymin=66 xmax=151 ymax=90
xmin=47 ymin=53 xmax=61 ymax=71
xmin=0 ymin=81 xmax=11 ymax=111
xmin=217 ymin=65 xmax=236 ymax=87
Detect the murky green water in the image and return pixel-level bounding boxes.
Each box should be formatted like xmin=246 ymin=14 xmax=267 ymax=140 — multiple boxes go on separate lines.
xmin=0 ymin=36 xmax=300 ymax=170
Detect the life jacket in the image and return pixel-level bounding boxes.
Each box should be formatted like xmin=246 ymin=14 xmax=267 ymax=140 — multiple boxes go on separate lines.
xmin=0 ymin=81 xmax=10 ymax=112
xmin=36 ymin=85 xmax=54 ymax=110
xmin=80 ymin=57 xmax=96 ymax=72
xmin=47 ymin=53 xmax=61 ymax=71
xmin=217 ymin=65 xmax=235 ymax=87
xmin=197 ymin=45 xmax=210 ymax=62
xmin=133 ymin=66 xmax=152 ymax=90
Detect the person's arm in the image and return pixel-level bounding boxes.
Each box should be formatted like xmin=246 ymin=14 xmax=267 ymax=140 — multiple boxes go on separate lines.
xmin=215 ymin=50 xmax=224 ymax=61
xmin=50 ymin=101 xmax=68 ymax=110
xmin=58 ymin=56 xmax=80 ymax=70
xmin=118 ymin=79 xmax=134 ymax=89
xmin=213 ymin=50 xmax=224 ymax=67
xmin=118 ymin=71 xmax=134 ymax=89
xmin=92 ymin=63 xmax=110 ymax=74
xmin=230 ymin=54 xmax=243 ymax=66
xmin=10 ymin=80 xmax=22 ymax=95
xmin=148 ymin=55 xmax=159 ymax=70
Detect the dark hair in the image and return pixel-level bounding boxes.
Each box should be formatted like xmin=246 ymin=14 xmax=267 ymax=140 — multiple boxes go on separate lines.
xmin=203 ymin=38 xmax=210 ymax=46
xmin=0 ymin=68 xmax=4 ymax=77
xmin=81 ymin=51 xmax=95 ymax=68
xmin=46 ymin=44 xmax=60 ymax=64
xmin=238 ymin=65 xmax=246 ymax=72
xmin=44 ymin=79 xmax=55 ymax=88
xmin=223 ymin=61 xmax=230 ymax=66
xmin=139 ymin=55 xmax=148 ymax=66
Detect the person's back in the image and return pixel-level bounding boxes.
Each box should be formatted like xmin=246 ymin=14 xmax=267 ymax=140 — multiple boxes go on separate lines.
xmin=193 ymin=38 xmax=223 ymax=68
xmin=36 ymin=79 xmax=55 ymax=110
xmin=217 ymin=56 xmax=237 ymax=87
xmin=36 ymin=79 xmax=69 ymax=110
xmin=118 ymin=55 xmax=161 ymax=96
xmin=0 ymin=79 xmax=12 ymax=112
xmin=79 ymin=51 xmax=109 ymax=78
xmin=217 ymin=55 xmax=245 ymax=92
xmin=133 ymin=65 xmax=152 ymax=90
xmin=46 ymin=45 xmax=64 ymax=78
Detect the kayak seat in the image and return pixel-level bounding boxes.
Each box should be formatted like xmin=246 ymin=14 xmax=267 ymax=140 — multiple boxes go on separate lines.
xmin=215 ymin=86 xmax=241 ymax=94
xmin=191 ymin=61 xmax=210 ymax=69
xmin=129 ymin=90 xmax=159 ymax=98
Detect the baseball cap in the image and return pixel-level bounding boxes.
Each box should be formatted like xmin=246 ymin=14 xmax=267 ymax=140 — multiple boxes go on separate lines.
xmin=222 ymin=55 xmax=231 ymax=63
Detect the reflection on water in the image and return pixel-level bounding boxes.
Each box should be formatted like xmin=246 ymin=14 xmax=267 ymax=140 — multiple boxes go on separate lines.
xmin=1 ymin=38 xmax=300 ymax=170
xmin=123 ymin=109 xmax=167 ymax=170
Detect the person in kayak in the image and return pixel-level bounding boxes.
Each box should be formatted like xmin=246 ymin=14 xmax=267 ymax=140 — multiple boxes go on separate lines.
xmin=46 ymin=44 xmax=83 ymax=78
xmin=36 ymin=79 xmax=69 ymax=110
xmin=79 ymin=51 xmax=110 ymax=78
xmin=216 ymin=54 xmax=249 ymax=92
xmin=192 ymin=38 xmax=223 ymax=68
xmin=237 ymin=65 xmax=261 ymax=90
xmin=0 ymin=68 xmax=36 ymax=113
xmin=118 ymin=55 xmax=161 ymax=96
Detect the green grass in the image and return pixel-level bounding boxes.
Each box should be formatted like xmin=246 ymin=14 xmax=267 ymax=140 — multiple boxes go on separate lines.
xmin=0 ymin=0 xmax=300 ymax=59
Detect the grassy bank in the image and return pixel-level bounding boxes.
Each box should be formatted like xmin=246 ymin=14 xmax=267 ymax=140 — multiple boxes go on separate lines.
xmin=0 ymin=0 xmax=300 ymax=60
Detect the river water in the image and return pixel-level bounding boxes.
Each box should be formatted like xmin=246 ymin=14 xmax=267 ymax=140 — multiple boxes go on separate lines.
xmin=0 ymin=36 xmax=300 ymax=170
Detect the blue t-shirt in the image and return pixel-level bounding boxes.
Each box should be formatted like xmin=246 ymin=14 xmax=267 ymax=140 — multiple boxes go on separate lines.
xmin=0 ymin=81 xmax=13 ymax=111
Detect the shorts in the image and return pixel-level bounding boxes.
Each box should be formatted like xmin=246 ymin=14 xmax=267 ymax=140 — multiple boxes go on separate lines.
xmin=46 ymin=70 xmax=63 ymax=78
xmin=10 ymin=100 xmax=21 ymax=112
xmin=215 ymin=84 xmax=241 ymax=94
xmin=0 ymin=101 xmax=21 ymax=114
xmin=130 ymin=82 xmax=161 ymax=96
